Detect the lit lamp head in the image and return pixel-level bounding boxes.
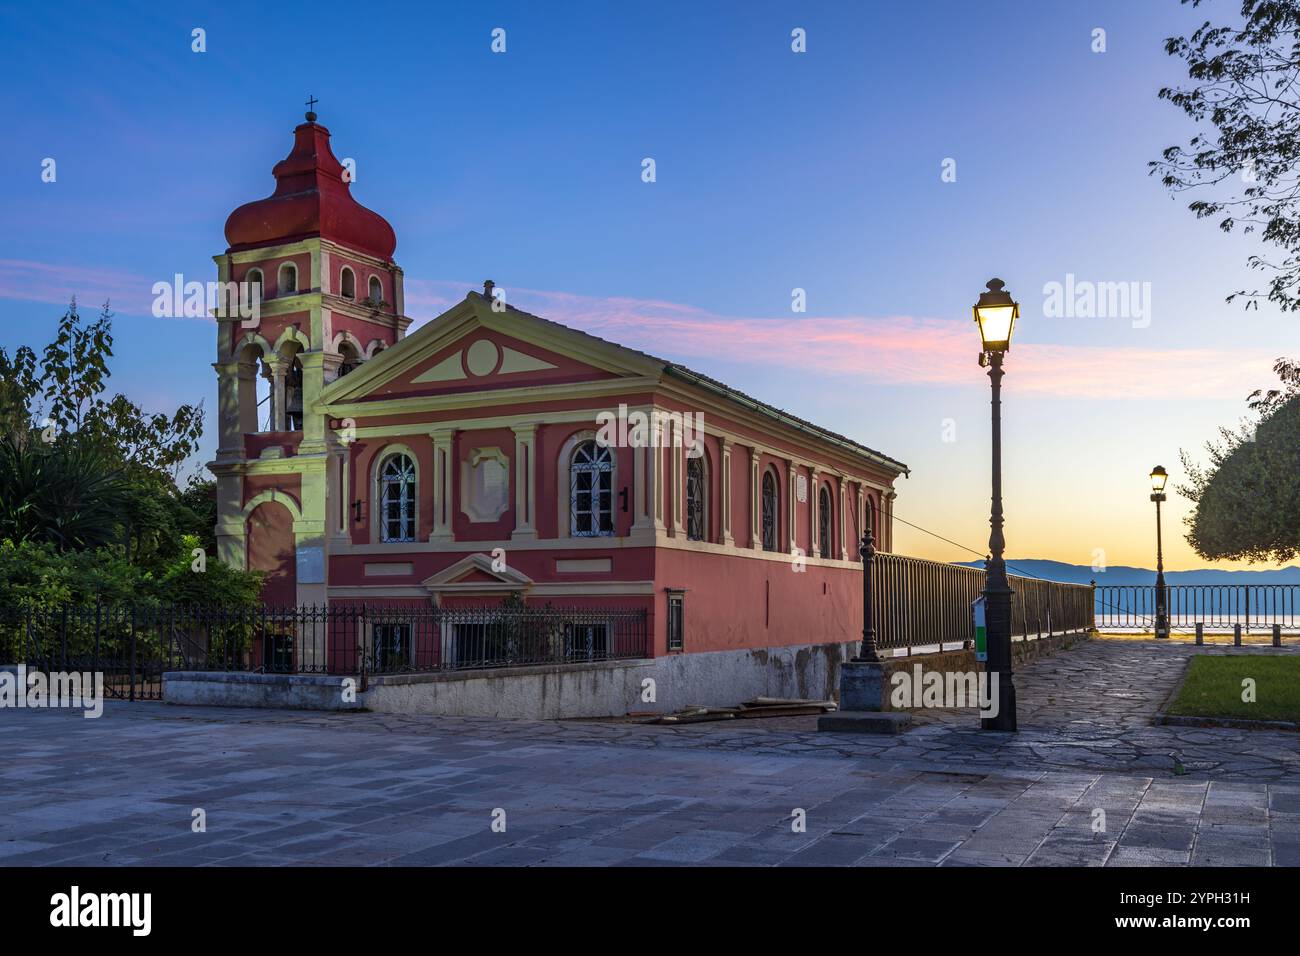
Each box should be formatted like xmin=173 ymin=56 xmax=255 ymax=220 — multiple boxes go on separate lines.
xmin=1150 ymin=465 xmax=1168 ymax=501
xmin=973 ymin=278 xmax=1019 ymax=353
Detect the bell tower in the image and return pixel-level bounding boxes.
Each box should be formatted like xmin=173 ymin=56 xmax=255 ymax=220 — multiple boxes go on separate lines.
xmin=209 ymin=106 xmax=411 ymax=611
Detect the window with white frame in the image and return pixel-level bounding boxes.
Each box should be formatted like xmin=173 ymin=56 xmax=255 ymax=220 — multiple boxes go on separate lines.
xmin=570 ymin=439 xmax=614 ymax=537
xmin=378 ymin=452 xmax=416 ymax=542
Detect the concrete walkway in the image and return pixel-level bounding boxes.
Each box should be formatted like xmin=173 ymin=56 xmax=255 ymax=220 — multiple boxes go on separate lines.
xmin=1 ymin=639 xmax=1297 ymax=866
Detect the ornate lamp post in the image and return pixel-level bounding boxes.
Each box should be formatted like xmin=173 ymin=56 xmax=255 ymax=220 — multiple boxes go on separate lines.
xmin=973 ymin=278 xmax=1019 ymax=732
xmin=1150 ymin=465 xmax=1169 ymax=639
xmin=854 ymin=523 xmax=880 ymax=662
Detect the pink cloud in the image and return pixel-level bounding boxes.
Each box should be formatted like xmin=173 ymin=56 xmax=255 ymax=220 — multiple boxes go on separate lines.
xmin=406 ymin=278 xmax=1272 ymax=400
xmin=1 ymin=266 xmax=1273 ymax=400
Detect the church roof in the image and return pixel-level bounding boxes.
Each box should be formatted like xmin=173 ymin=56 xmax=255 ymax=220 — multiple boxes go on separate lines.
xmin=319 ymin=288 xmax=907 ymax=477
xmin=488 ymin=294 xmax=910 ymax=477
xmin=224 ymin=117 xmax=397 ymax=260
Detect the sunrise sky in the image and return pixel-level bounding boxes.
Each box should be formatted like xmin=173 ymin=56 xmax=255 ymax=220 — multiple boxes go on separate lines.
xmin=0 ymin=0 xmax=1292 ymax=572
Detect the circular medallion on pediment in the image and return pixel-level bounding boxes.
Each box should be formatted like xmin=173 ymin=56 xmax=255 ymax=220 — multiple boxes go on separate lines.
xmin=465 ymin=339 xmax=502 ymax=377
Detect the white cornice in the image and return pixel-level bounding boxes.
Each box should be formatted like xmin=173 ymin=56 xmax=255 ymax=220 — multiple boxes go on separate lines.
xmin=322 ymin=376 xmax=660 ymax=419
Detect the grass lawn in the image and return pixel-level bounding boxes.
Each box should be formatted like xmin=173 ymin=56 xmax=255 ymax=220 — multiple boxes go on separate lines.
xmin=1166 ymin=656 xmax=1300 ymax=723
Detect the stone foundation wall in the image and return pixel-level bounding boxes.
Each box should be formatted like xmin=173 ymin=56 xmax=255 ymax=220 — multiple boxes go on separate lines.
xmin=163 ymin=671 xmax=365 ymax=711
xmin=160 ymin=640 xmax=854 ymax=717
xmin=361 ymin=639 xmax=856 ymax=718
xmin=160 ymin=630 xmax=1090 ymax=718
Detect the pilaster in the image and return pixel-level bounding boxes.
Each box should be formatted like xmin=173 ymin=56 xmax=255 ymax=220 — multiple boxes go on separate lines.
xmin=720 ymin=439 xmax=734 ymax=547
xmin=786 ymin=459 xmax=797 ymax=554
xmin=430 ymin=427 xmax=455 ymax=542
xmin=510 ymin=423 xmax=538 ymax=540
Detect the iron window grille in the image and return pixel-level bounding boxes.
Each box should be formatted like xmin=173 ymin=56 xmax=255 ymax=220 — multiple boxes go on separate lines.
xmin=818 ymin=486 xmax=832 ymax=559
xmin=566 ymin=620 xmax=612 ymax=661
xmin=667 ymin=591 xmax=685 ymax=652
xmin=570 ymin=440 xmax=614 ymax=536
xmin=686 ymin=455 xmax=706 ymax=541
xmin=379 ymin=453 xmax=416 ymax=542
xmin=372 ymin=622 xmax=412 ymax=670
xmin=761 ymin=470 xmax=778 ymax=552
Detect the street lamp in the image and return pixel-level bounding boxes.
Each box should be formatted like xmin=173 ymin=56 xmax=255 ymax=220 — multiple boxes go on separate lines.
xmin=973 ymin=278 xmax=1019 ymax=732
xmin=1150 ymin=465 xmax=1169 ymax=639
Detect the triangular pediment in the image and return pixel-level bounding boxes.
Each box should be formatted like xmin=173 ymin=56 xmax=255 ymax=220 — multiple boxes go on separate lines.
xmin=378 ymin=330 xmax=609 ymax=397
xmin=319 ymin=293 xmax=665 ymax=407
xmin=421 ymin=552 xmax=533 ymax=593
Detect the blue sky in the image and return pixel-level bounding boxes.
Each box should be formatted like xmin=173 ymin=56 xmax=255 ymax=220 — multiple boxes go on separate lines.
xmin=0 ymin=0 xmax=1292 ymax=570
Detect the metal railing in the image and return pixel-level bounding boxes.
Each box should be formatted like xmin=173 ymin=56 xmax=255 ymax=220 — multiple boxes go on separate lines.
xmin=353 ymin=604 xmax=650 ymax=673
xmin=0 ymin=603 xmax=651 ymax=700
xmin=869 ymin=551 xmax=1094 ymax=654
xmin=1095 ymin=584 xmax=1300 ymax=634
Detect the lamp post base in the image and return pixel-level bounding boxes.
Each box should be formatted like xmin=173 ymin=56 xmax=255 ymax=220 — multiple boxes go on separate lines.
xmin=838 ymin=660 xmax=888 ymax=712
xmin=979 ymin=672 xmax=1017 ymax=732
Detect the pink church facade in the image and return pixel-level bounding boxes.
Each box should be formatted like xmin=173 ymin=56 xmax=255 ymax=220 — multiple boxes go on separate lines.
xmin=209 ymin=115 xmax=908 ymax=667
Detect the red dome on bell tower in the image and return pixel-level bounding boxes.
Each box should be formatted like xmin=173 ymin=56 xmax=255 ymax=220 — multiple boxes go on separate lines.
xmin=224 ymin=113 xmax=397 ymax=260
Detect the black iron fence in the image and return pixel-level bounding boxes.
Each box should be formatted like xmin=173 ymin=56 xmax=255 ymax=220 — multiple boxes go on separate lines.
xmin=352 ymin=604 xmax=650 ymax=673
xmin=870 ymin=552 xmax=1094 ymax=654
xmin=1095 ymin=584 xmax=1300 ymax=634
xmin=0 ymin=603 xmax=651 ymax=701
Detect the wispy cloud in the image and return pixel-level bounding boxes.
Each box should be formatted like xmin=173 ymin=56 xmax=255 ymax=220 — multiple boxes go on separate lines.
xmin=0 ymin=264 xmax=1271 ymax=401
xmin=0 ymin=259 xmax=156 ymax=315
xmin=406 ymin=278 xmax=1273 ymax=400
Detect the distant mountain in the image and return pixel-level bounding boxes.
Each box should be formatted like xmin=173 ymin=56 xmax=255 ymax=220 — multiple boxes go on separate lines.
xmin=954 ymin=559 xmax=1300 ymax=587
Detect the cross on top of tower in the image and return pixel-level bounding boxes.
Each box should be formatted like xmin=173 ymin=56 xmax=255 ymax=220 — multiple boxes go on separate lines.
xmin=305 ymin=95 xmax=318 ymax=122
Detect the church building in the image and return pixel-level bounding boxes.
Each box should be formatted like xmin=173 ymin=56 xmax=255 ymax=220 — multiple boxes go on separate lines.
xmin=209 ymin=112 xmax=907 ymax=681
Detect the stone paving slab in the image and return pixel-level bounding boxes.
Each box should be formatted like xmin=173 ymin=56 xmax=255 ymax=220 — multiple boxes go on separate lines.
xmin=1 ymin=638 xmax=1297 ymax=866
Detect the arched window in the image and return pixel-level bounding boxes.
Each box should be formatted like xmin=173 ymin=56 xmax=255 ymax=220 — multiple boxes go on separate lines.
xmin=761 ymin=469 xmax=778 ymax=552
xmin=378 ymin=453 xmax=416 ymax=542
xmin=340 ymin=267 xmax=355 ymax=299
xmin=570 ymin=440 xmax=613 ymax=537
xmin=237 ymin=339 xmax=273 ymax=433
xmin=245 ymin=269 xmax=263 ymax=304
xmin=338 ymin=341 xmax=361 ymax=377
xmin=818 ymin=485 xmax=832 ymax=559
xmin=278 ymin=262 xmax=297 ymax=296
xmin=368 ymin=275 xmax=383 ymax=304
xmin=686 ymin=454 xmax=706 ymax=542
xmin=284 ymin=356 xmax=304 ymax=431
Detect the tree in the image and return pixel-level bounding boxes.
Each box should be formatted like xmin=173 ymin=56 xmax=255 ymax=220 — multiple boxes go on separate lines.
xmin=0 ymin=301 xmax=260 ymax=607
xmin=1247 ymin=355 xmax=1300 ymax=412
xmin=0 ymin=432 xmax=131 ymax=551
xmin=39 ymin=296 xmax=113 ymax=433
xmin=0 ymin=340 xmax=38 ymax=437
xmin=1180 ymin=388 xmax=1300 ymax=562
xmin=1156 ymin=2 xmax=1300 ymax=562
xmin=0 ymin=299 xmax=203 ymax=477
xmin=1152 ymin=0 xmax=1300 ymax=311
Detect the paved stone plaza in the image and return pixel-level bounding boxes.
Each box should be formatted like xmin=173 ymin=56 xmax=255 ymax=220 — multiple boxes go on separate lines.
xmin=2 ymin=639 xmax=1298 ymax=866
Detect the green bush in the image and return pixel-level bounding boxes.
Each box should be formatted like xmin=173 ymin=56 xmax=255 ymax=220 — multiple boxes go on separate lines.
xmin=0 ymin=537 xmax=263 ymax=611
